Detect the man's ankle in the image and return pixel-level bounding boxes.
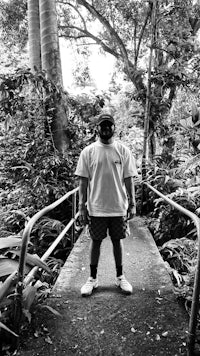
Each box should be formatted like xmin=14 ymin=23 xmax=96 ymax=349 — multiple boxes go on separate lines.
xmin=90 ymin=264 xmax=98 ymax=279
xmin=116 ymin=265 xmax=123 ymax=277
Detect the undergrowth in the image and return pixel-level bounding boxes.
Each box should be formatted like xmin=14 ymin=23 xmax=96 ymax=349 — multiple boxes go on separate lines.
xmin=0 ymin=68 xmax=200 ymax=350
xmin=144 ymin=154 xmax=200 ymax=318
xmin=0 ymin=69 xmax=103 ymax=354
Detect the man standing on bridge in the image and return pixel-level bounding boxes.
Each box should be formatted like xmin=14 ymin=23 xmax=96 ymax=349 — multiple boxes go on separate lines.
xmin=75 ymin=112 xmax=138 ymax=296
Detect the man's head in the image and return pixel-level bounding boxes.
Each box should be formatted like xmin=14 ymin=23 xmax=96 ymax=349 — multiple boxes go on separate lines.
xmin=96 ymin=114 xmax=115 ymax=141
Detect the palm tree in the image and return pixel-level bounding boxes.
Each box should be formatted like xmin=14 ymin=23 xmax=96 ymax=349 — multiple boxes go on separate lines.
xmin=28 ymin=0 xmax=41 ymax=72
xmin=39 ymin=0 xmax=68 ymax=152
xmin=39 ymin=0 xmax=63 ymax=86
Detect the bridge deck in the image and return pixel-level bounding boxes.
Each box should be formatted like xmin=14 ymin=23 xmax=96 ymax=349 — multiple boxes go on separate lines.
xmin=17 ymin=217 xmax=188 ymax=356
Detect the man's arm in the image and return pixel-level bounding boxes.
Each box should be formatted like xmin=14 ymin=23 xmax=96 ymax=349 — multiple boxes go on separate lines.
xmin=78 ymin=176 xmax=88 ymax=225
xmin=124 ymin=176 xmax=136 ymax=219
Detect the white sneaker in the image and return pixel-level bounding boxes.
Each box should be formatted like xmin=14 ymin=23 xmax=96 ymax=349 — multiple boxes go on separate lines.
xmin=116 ymin=275 xmax=133 ymax=294
xmin=81 ymin=277 xmax=98 ymax=296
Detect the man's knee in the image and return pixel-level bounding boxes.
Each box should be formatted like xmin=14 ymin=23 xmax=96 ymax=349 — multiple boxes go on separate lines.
xmin=91 ymin=239 xmax=102 ymax=249
xmin=111 ymin=239 xmax=121 ymax=248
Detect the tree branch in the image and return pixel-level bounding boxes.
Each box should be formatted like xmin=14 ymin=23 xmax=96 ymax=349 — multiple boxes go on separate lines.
xmin=60 ymin=25 xmax=120 ymax=59
xmin=135 ymin=3 xmax=152 ymax=64
xmin=153 ymin=45 xmax=183 ymax=66
xmin=59 ymin=0 xmax=146 ymax=92
xmin=77 ymin=0 xmax=131 ymax=70
xmin=59 ymin=1 xmax=87 ymax=30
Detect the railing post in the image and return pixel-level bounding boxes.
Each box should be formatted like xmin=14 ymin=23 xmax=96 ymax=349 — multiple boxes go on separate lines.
xmin=71 ymin=190 xmax=77 ymax=246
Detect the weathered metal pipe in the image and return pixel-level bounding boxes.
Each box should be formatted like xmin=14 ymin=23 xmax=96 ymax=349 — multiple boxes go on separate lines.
xmin=145 ymin=182 xmax=200 ymax=355
xmin=14 ymin=187 xmax=79 ymax=328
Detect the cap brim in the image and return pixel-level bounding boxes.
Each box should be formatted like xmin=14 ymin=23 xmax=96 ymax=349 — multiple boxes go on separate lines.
xmin=98 ymin=118 xmax=114 ymax=124
xmin=96 ymin=115 xmax=115 ymax=125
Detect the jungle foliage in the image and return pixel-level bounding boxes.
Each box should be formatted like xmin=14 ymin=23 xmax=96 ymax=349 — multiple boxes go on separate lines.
xmin=140 ymin=88 xmax=200 ymax=318
xmin=0 ymin=69 xmax=104 ymax=352
xmin=57 ymin=0 xmax=200 ymax=160
xmin=0 ymin=0 xmax=200 ymax=351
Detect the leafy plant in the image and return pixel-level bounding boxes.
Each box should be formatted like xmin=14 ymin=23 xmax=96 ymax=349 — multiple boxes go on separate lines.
xmin=0 ymin=70 xmax=89 ymax=232
xmin=0 ymin=68 xmax=105 ymax=352
xmin=159 ymin=237 xmax=198 ymax=316
xmin=160 ymin=237 xmax=197 ymax=276
xmin=0 ymin=235 xmax=52 ymax=342
xmin=144 ymin=139 xmax=200 ymax=242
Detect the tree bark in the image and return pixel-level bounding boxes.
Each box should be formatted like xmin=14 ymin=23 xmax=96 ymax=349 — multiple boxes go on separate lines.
xmin=39 ymin=0 xmax=63 ymax=86
xmin=141 ymin=0 xmax=157 ymax=214
xmin=28 ymin=0 xmax=41 ymax=72
xmin=39 ymin=0 xmax=68 ymax=153
xmin=141 ymin=0 xmax=157 ymax=179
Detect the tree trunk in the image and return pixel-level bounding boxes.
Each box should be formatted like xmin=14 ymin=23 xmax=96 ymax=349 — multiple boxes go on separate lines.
xmin=141 ymin=0 xmax=157 ymax=214
xmin=39 ymin=0 xmax=63 ymax=86
xmin=39 ymin=0 xmax=68 ymax=153
xmin=28 ymin=0 xmax=41 ymax=72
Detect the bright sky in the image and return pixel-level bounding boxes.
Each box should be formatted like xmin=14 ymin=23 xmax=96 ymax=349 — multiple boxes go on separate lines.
xmin=89 ymin=48 xmax=115 ymax=90
xmin=60 ymin=39 xmax=115 ymax=92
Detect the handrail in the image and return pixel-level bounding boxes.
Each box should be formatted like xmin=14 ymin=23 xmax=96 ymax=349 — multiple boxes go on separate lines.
xmin=14 ymin=181 xmax=200 ymax=355
xmin=24 ymin=211 xmax=79 ymax=286
xmin=14 ymin=187 xmax=79 ymax=326
xmin=145 ymin=182 xmax=200 ymax=356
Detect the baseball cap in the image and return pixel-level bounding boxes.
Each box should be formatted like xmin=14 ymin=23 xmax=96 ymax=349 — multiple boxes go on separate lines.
xmin=96 ymin=113 xmax=115 ymax=125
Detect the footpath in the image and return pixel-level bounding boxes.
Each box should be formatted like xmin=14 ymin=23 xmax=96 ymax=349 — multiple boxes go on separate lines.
xmin=17 ymin=217 xmax=188 ymax=356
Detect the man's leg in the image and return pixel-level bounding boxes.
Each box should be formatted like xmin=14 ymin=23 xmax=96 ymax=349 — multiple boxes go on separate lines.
xmin=81 ymin=217 xmax=106 ymax=296
xmin=111 ymin=239 xmax=123 ymax=277
xmin=110 ymin=217 xmax=132 ymax=294
xmin=81 ymin=239 xmax=101 ymax=297
xmin=90 ymin=239 xmax=102 ymax=279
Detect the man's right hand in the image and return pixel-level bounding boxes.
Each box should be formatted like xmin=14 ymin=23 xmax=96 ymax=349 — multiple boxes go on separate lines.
xmin=78 ymin=205 xmax=88 ymax=226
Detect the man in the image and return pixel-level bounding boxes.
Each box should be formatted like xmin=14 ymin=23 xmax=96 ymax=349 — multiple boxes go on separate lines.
xmin=75 ymin=113 xmax=138 ymax=296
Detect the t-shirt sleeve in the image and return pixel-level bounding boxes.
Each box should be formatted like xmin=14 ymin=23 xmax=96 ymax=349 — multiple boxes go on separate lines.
xmin=75 ymin=149 xmax=89 ymax=178
xmin=123 ymin=150 xmax=138 ymax=179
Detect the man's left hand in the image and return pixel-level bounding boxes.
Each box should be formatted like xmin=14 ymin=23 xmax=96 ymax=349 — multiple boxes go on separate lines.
xmin=127 ymin=204 xmax=136 ymax=220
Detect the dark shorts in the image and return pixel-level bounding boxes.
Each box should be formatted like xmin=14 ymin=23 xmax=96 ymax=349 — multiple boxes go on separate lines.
xmin=88 ymin=216 xmax=128 ymax=241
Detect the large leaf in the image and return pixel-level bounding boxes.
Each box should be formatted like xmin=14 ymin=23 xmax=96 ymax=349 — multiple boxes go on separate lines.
xmin=0 ymin=271 xmax=18 ymax=303
xmin=180 ymin=116 xmax=194 ymax=129
xmin=9 ymin=250 xmax=52 ymax=274
xmin=0 ymin=258 xmax=30 ymax=278
xmin=0 ymin=237 xmax=22 ymax=250
xmin=0 ymin=321 xmax=19 ymax=337
xmin=23 ymin=285 xmax=37 ymax=313
xmin=41 ymin=305 xmax=61 ymax=316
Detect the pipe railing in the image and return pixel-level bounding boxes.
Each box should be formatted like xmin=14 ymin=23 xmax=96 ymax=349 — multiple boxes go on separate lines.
xmin=145 ymin=182 xmax=200 ymax=356
xmin=14 ymin=181 xmax=200 ymax=355
xmin=14 ymin=187 xmax=79 ymax=327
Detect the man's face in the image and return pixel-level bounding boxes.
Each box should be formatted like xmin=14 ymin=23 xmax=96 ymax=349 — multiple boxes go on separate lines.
xmin=98 ymin=120 xmax=115 ymax=140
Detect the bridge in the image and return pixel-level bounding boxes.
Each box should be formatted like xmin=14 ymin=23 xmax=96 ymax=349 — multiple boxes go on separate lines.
xmin=8 ymin=185 xmax=200 ymax=356
xmin=16 ymin=217 xmax=189 ymax=355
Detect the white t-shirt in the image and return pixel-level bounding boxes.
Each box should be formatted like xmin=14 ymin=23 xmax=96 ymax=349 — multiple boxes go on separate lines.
xmin=75 ymin=139 xmax=138 ymax=217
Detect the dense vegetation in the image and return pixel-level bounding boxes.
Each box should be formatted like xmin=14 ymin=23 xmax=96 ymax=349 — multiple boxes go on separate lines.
xmin=0 ymin=69 xmax=104 ymax=353
xmin=0 ymin=72 xmax=200 ymax=355
xmin=0 ymin=0 xmax=200 ymax=354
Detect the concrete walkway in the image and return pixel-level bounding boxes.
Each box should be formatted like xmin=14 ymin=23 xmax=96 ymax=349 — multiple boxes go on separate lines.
xmin=17 ymin=217 xmax=188 ymax=356
xmin=54 ymin=216 xmax=174 ymax=294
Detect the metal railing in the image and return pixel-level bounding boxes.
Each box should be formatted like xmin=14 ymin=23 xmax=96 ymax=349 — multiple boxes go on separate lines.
xmin=14 ymin=186 xmax=79 ymax=327
xmin=145 ymin=182 xmax=200 ymax=356
xmin=13 ymin=182 xmax=200 ymax=355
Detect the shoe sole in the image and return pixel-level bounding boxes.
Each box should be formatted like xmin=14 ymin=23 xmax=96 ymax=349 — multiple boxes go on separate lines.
xmin=116 ymin=283 xmax=132 ymax=295
xmin=81 ymin=283 xmax=98 ymax=297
